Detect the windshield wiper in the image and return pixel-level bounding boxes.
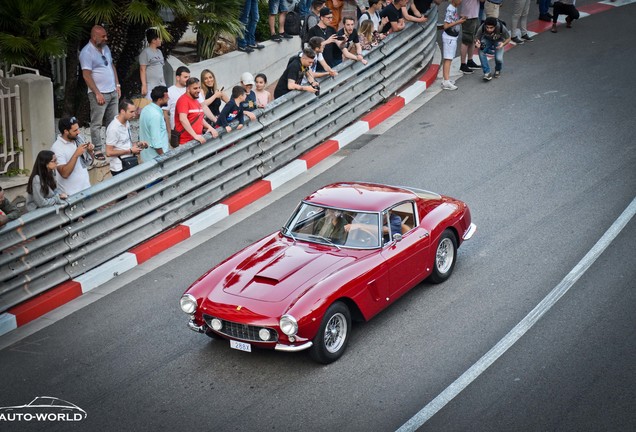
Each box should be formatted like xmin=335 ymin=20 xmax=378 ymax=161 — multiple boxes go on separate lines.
xmin=281 ymin=226 xmax=297 ymax=243
xmin=307 ymin=235 xmax=341 ymax=250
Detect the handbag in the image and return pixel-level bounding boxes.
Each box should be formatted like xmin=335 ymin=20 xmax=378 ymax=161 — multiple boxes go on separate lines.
xmin=119 ymin=155 xmax=139 ymax=171
xmin=170 ymin=129 xmax=181 ymax=148
xmin=171 ymin=112 xmax=203 ymax=148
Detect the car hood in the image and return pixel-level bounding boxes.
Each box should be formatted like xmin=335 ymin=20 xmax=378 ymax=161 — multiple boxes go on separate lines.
xmin=217 ymin=238 xmax=355 ymax=303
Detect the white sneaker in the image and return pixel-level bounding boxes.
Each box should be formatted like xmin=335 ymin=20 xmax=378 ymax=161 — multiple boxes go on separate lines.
xmin=441 ymin=80 xmax=458 ymax=91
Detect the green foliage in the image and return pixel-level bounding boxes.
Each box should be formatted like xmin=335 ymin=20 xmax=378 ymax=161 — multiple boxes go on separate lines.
xmin=0 ymin=0 xmax=81 ymax=67
xmin=255 ymin=1 xmax=272 ymax=43
xmin=4 ymin=168 xmax=30 ymax=177
xmin=191 ymin=0 xmax=244 ymax=59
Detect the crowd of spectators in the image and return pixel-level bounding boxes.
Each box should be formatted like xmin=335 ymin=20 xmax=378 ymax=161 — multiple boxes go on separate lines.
xmin=4 ymin=0 xmax=565 ymax=218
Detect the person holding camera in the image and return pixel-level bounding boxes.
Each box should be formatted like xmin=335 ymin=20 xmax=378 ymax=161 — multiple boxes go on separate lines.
xmin=475 ymin=16 xmax=511 ymax=81
xmin=274 ymin=48 xmax=320 ymax=99
xmin=333 ymin=16 xmax=368 ymax=66
xmin=106 ymin=99 xmax=147 ymax=176
xmin=308 ymin=7 xmax=339 ymax=68
xmin=51 ymin=117 xmax=95 ymax=196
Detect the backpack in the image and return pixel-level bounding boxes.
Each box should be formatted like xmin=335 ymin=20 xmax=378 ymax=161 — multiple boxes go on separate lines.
xmin=300 ymin=12 xmax=320 ymax=46
xmin=285 ymin=10 xmax=302 ymax=36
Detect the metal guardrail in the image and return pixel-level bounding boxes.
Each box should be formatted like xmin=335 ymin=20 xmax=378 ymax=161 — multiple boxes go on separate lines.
xmin=0 ymin=12 xmax=438 ymax=313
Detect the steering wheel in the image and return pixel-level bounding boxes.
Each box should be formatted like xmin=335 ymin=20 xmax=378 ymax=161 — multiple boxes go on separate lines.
xmin=347 ymin=227 xmax=378 ymax=246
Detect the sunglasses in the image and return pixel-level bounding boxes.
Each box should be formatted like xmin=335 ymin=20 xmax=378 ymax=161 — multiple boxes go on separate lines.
xmin=101 ymin=55 xmax=108 ymax=66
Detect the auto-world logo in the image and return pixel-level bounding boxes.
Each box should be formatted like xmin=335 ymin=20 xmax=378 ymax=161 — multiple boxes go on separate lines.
xmin=0 ymin=396 xmax=87 ymax=422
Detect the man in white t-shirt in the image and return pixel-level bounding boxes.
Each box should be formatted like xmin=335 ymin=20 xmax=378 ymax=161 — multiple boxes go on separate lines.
xmin=51 ymin=117 xmax=95 ymax=196
xmin=79 ymin=25 xmax=120 ymax=158
xmin=105 ymin=99 xmax=144 ymax=176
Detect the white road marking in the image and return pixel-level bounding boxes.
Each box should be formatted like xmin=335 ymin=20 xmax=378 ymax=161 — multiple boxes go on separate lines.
xmin=397 ymin=196 xmax=636 ymax=432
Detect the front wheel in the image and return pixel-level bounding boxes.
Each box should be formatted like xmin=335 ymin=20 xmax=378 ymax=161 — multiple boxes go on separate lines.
xmin=309 ymin=302 xmax=351 ymax=364
xmin=428 ymin=229 xmax=457 ymax=284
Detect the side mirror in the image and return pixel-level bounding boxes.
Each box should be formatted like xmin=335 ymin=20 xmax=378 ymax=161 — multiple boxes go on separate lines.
xmin=392 ymin=233 xmax=402 ymax=242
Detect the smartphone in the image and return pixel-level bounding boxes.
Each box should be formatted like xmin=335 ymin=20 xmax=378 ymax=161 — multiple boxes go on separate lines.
xmin=336 ymin=35 xmax=346 ymax=41
xmin=220 ymin=87 xmax=225 ymax=91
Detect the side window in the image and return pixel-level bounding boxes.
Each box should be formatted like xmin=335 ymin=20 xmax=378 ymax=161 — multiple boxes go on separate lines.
xmin=382 ymin=202 xmax=417 ymax=245
xmin=391 ymin=202 xmax=416 ymax=234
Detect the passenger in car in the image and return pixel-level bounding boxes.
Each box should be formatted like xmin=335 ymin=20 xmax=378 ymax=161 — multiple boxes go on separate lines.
xmin=312 ymin=208 xmax=348 ymax=243
xmin=384 ymin=212 xmax=403 ymax=242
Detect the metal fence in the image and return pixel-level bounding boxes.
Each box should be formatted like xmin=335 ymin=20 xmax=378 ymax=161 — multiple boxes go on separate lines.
xmin=0 ymin=79 xmax=24 ymax=175
xmin=0 ymin=16 xmax=438 ymax=313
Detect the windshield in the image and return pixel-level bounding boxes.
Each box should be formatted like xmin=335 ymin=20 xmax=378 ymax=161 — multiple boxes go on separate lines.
xmin=283 ymin=203 xmax=381 ymax=248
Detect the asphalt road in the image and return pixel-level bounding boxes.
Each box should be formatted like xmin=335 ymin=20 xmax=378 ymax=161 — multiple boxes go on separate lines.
xmin=1 ymin=4 xmax=635 ymax=432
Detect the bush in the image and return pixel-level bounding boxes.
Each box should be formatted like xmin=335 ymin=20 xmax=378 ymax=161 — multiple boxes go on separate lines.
xmin=255 ymin=1 xmax=271 ymax=42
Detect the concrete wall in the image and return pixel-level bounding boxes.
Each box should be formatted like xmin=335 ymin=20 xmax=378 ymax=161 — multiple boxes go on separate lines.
xmin=5 ymin=74 xmax=55 ymax=171
xmin=165 ymin=36 xmax=301 ymax=92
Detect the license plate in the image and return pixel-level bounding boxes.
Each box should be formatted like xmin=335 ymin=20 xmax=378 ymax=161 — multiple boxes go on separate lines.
xmin=229 ymin=340 xmax=251 ymax=352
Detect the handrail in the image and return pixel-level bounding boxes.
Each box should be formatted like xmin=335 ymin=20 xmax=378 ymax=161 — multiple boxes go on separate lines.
xmin=0 ymin=12 xmax=439 ymax=313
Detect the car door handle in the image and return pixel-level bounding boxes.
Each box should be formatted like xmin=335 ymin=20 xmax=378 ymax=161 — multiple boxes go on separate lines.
xmin=419 ymin=232 xmax=429 ymax=238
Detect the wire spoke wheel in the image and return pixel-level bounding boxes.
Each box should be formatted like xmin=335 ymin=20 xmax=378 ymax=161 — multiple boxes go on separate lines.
xmin=323 ymin=312 xmax=348 ymax=353
xmin=428 ymin=229 xmax=457 ymax=284
xmin=310 ymin=302 xmax=351 ymax=364
xmin=436 ymin=237 xmax=455 ymax=274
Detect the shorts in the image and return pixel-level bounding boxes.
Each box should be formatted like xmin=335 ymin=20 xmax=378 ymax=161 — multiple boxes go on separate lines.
xmin=269 ymin=0 xmax=289 ymax=15
xmin=441 ymin=32 xmax=458 ymax=60
xmin=461 ymin=18 xmax=479 ymax=45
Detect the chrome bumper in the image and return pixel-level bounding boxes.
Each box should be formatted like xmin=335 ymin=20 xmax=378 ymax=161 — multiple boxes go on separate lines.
xmin=187 ymin=320 xmax=206 ymax=333
xmin=463 ymin=223 xmax=477 ymax=241
xmin=275 ymin=341 xmax=313 ymax=352
xmin=190 ymin=319 xmax=312 ymax=351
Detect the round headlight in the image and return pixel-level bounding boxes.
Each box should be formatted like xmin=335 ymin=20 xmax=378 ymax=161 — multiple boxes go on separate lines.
xmin=259 ymin=328 xmax=271 ymax=341
xmin=279 ymin=315 xmax=298 ymax=336
xmin=211 ymin=318 xmax=223 ymax=331
xmin=179 ymin=294 xmax=197 ymax=314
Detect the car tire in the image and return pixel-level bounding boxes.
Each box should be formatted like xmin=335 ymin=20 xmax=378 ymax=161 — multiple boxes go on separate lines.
xmin=428 ymin=229 xmax=457 ymax=284
xmin=309 ymin=302 xmax=351 ymax=364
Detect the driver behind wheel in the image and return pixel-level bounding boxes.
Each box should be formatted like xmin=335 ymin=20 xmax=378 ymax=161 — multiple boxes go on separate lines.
xmin=345 ymin=212 xmax=402 ymax=245
xmin=312 ymin=208 xmax=348 ymax=244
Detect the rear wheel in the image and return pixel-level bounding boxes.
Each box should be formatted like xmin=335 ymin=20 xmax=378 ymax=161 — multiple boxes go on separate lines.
xmin=428 ymin=229 xmax=457 ymax=284
xmin=309 ymin=302 xmax=351 ymax=364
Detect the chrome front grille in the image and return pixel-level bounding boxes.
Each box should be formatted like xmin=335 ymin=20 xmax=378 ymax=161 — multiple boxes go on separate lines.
xmin=203 ymin=314 xmax=278 ymax=342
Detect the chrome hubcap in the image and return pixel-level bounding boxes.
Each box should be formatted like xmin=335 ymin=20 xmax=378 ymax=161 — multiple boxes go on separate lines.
xmin=324 ymin=313 xmax=347 ymax=353
xmin=436 ymin=238 xmax=454 ymax=274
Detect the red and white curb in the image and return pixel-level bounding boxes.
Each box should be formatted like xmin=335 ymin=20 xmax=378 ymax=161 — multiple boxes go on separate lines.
xmin=2 ymin=0 xmax=631 ymax=337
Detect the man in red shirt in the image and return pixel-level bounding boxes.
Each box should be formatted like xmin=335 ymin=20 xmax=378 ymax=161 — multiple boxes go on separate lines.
xmin=175 ymin=77 xmax=218 ymax=144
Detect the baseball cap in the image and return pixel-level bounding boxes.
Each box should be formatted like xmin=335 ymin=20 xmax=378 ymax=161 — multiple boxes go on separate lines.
xmin=319 ymin=7 xmax=332 ymax=17
xmin=240 ymin=72 xmax=255 ymax=86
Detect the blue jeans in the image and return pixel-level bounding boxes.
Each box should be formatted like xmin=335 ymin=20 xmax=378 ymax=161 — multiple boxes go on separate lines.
xmin=478 ymin=39 xmax=504 ymax=74
xmin=539 ymin=0 xmax=551 ymax=16
xmin=298 ymin=0 xmax=311 ymax=17
xmin=238 ymin=0 xmax=260 ymax=47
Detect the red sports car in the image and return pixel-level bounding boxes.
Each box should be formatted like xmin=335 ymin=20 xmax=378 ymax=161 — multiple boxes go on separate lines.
xmin=180 ymin=182 xmax=476 ymax=363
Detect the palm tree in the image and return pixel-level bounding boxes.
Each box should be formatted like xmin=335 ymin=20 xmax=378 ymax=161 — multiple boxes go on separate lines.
xmin=0 ymin=0 xmax=82 ymax=73
xmin=191 ymin=0 xmax=244 ymax=61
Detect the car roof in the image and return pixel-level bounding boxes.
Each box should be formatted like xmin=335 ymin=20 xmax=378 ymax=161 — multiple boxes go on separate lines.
xmin=303 ymin=182 xmax=420 ymax=212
